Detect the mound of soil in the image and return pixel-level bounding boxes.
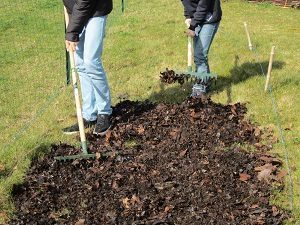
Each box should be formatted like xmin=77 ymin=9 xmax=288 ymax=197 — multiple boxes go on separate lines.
xmin=10 ymin=98 xmax=288 ymax=225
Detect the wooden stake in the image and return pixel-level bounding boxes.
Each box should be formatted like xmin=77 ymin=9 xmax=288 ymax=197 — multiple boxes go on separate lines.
xmin=265 ymin=46 xmax=276 ymax=92
xmin=243 ymin=22 xmax=253 ymax=51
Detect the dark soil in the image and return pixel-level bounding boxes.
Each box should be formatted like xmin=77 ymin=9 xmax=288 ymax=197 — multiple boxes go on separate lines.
xmin=10 ymin=98 xmax=288 ymax=225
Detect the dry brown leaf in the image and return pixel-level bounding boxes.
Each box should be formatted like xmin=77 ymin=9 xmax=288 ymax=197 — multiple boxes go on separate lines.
xmin=75 ymin=219 xmax=85 ymax=225
xmin=131 ymin=194 xmax=141 ymax=205
xmin=272 ymin=206 xmax=279 ymax=217
xmin=94 ymin=181 xmax=100 ymax=189
xmin=259 ymin=156 xmax=282 ymax=165
xmin=276 ymin=170 xmax=288 ymax=180
xmin=179 ymin=149 xmax=188 ymax=157
xmin=191 ymin=110 xmax=201 ymax=119
xmin=90 ymin=167 xmax=99 ymax=174
xmin=255 ymin=163 xmax=277 ymax=181
xmin=137 ymin=125 xmax=145 ymax=134
xmin=257 ymin=169 xmax=273 ymax=181
xmin=164 ymin=205 xmax=174 ymax=213
xmin=110 ymin=151 xmax=117 ymax=158
xmin=254 ymin=143 xmax=264 ymax=149
xmin=239 ymin=173 xmax=251 ymax=182
xmin=250 ymin=204 xmax=259 ymax=209
xmin=254 ymin=128 xmax=261 ymax=137
xmin=112 ymin=180 xmax=118 ymax=189
xmin=48 ymin=212 xmax=59 ymax=219
xmin=256 ymin=217 xmax=266 ymax=225
xmin=105 ymin=130 xmax=112 ymax=146
xmin=115 ymin=173 xmax=123 ymax=179
xmin=95 ymin=152 xmax=101 ymax=160
xmin=151 ymin=170 xmax=160 ymax=176
xmin=169 ymin=128 xmax=181 ymax=139
xmin=71 ymin=159 xmax=80 ymax=166
xmin=0 ymin=212 xmax=8 ymax=220
xmin=201 ymin=159 xmax=209 ymax=165
xmin=254 ymin=163 xmax=276 ymax=172
xmin=231 ymin=105 xmax=238 ymax=115
xmin=122 ymin=197 xmax=130 ymax=209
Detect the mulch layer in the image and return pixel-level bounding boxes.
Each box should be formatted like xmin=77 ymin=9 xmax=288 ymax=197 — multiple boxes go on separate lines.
xmin=10 ymin=98 xmax=288 ymax=225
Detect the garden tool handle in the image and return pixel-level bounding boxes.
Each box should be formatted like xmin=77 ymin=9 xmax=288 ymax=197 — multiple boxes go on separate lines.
xmin=64 ymin=6 xmax=69 ymax=27
xmin=187 ymin=36 xmax=193 ymax=72
xmin=69 ymin=50 xmax=88 ymax=153
xmin=64 ymin=6 xmax=71 ymax=85
xmin=64 ymin=6 xmax=88 ymax=153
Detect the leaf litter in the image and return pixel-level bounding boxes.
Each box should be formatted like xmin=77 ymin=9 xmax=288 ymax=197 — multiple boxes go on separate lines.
xmin=9 ymin=98 xmax=289 ymax=225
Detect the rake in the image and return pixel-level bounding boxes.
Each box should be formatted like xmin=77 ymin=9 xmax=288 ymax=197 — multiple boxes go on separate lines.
xmin=161 ymin=36 xmax=217 ymax=85
xmin=54 ymin=7 xmax=96 ymax=161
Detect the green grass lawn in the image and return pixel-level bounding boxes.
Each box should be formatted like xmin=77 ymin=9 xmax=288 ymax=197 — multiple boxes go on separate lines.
xmin=0 ymin=0 xmax=299 ymax=223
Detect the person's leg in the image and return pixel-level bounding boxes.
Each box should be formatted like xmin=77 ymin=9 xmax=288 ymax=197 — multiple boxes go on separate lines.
xmin=192 ymin=23 xmax=219 ymax=96
xmin=83 ymin=16 xmax=112 ymax=135
xmin=83 ymin=16 xmax=112 ymax=117
xmin=62 ymin=29 xmax=97 ymax=134
xmin=75 ymin=27 xmax=98 ymax=122
xmin=194 ymin=23 xmax=219 ymax=73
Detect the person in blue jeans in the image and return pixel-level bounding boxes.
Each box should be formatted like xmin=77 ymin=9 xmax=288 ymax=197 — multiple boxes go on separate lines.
xmin=181 ymin=0 xmax=222 ymax=97
xmin=62 ymin=0 xmax=113 ymax=135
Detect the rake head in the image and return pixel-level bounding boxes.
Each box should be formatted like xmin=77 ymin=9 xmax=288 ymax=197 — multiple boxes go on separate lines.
xmin=54 ymin=153 xmax=96 ymax=162
xmin=160 ymin=68 xmax=217 ymax=85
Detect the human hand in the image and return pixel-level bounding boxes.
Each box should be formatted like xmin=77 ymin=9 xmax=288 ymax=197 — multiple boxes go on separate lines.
xmin=185 ymin=18 xmax=191 ymax=28
xmin=65 ymin=40 xmax=78 ymax=52
xmin=186 ymin=29 xmax=195 ymax=37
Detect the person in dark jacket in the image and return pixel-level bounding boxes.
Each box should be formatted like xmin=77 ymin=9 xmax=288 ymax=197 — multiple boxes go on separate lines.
xmin=181 ymin=0 xmax=222 ymax=97
xmin=62 ymin=0 xmax=113 ymax=135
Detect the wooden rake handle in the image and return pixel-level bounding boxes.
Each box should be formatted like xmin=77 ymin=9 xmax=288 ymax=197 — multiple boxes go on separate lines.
xmin=64 ymin=6 xmax=88 ymax=153
xmin=187 ymin=36 xmax=193 ymax=72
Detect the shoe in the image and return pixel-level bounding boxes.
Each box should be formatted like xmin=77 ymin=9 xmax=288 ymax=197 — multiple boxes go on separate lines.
xmin=191 ymin=78 xmax=212 ymax=98
xmin=62 ymin=119 xmax=96 ymax=135
xmin=93 ymin=114 xmax=111 ymax=136
xmin=191 ymin=84 xmax=207 ymax=98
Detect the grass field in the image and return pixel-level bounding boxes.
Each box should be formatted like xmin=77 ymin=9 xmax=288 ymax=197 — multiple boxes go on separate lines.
xmin=0 ymin=0 xmax=299 ymax=223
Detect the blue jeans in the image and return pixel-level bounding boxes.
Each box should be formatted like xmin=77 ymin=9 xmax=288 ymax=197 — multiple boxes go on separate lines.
xmin=194 ymin=22 xmax=219 ymax=74
xmin=75 ymin=16 xmax=112 ymax=122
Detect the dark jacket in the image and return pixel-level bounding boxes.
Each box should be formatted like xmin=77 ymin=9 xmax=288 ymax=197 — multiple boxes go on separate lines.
xmin=63 ymin=0 xmax=113 ymax=42
xmin=181 ymin=0 xmax=222 ymax=31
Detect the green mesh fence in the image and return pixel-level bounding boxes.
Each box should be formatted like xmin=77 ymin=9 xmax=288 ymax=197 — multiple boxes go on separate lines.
xmin=0 ymin=0 xmax=66 ymax=179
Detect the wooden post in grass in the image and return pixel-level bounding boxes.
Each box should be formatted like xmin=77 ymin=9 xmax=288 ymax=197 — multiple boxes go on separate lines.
xmin=265 ymin=46 xmax=276 ymax=92
xmin=243 ymin=22 xmax=253 ymax=51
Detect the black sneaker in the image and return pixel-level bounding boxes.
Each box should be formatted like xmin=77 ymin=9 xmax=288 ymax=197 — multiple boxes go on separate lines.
xmin=191 ymin=84 xmax=207 ymax=98
xmin=62 ymin=119 xmax=96 ymax=135
xmin=93 ymin=114 xmax=111 ymax=136
xmin=191 ymin=78 xmax=212 ymax=98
